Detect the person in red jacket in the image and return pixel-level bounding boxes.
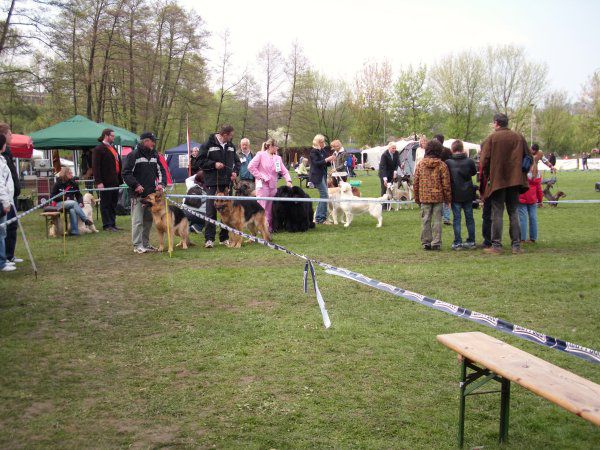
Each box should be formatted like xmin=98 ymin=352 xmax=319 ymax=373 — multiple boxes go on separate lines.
xmin=518 ymin=171 xmax=543 ymax=243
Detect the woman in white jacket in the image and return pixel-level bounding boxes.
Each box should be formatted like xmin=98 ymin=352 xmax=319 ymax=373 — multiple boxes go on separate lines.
xmin=0 ymin=134 xmax=16 ymax=272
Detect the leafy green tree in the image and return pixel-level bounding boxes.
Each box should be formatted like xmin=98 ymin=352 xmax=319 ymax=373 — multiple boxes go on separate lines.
xmin=390 ymin=64 xmax=432 ymax=139
xmin=537 ymin=91 xmax=573 ymax=154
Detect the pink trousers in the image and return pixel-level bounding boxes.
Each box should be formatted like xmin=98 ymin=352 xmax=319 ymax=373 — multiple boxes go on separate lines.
xmin=256 ymin=187 xmax=277 ymax=231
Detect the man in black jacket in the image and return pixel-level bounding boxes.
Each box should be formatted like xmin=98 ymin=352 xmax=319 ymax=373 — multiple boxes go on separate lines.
xmin=378 ymin=142 xmax=399 ymax=211
xmin=92 ymin=128 xmax=123 ymax=232
xmin=445 ymin=140 xmax=477 ymax=249
xmin=122 ymin=132 xmax=167 ymax=254
xmin=198 ymin=125 xmax=241 ymax=248
xmin=0 ymin=123 xmax=22 ymax=264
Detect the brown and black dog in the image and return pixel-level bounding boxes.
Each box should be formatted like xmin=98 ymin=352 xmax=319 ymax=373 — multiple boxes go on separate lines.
xmin=214 ymin=192 xmax=270 ymax=248
xmin=140 ymin=191 xmax=190 ymax=252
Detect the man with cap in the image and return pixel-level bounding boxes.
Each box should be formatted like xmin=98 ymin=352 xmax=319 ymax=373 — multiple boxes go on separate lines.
xmin=92 ymin=128 xmax=123 ymax=232
xmin=122 ymin=132 xmax=167 ymax=254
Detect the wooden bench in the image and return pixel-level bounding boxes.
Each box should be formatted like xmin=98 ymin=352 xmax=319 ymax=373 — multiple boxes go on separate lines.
xmin=437 ymin=331 xmax=600 ymax=447
xmin=40 ymin=211 xmax=68 ymax=238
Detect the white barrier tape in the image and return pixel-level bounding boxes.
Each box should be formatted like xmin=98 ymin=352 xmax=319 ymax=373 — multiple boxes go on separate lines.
xmin=542 ymin=200 xmax=600 ymax=204
xmin=169 ymin=199 xmax=598 ymax=364
xmin=167 ymin=193 xmax=414 ymax=206
xmin=168 ymin=199 xmax=331 ymax=329
xmin=0 ymin=192 xmax=65 ymax=229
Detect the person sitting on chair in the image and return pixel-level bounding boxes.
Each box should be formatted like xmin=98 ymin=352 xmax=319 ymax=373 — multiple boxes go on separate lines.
xmin=296 ymin=157 xmax=310 ymax=187
xmin=50 ymin=167 xmax=93 ymax=236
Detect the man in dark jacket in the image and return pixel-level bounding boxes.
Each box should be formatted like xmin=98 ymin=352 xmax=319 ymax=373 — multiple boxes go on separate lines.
xmin=445 ymin=140 xmax=477 ymax=249
xmin=378 ymin=142 xmax=400 ymax=211
xmin=198 ymin=125 xmax=241 ymax=248
xmin=0 ymin=123 xmax=22 ymax=264
xmin=92 ymin=128 xmax=123 ymax=232
xmin=480 ymin=113 xmax=530 ymax=254
xmin=122 ymin=132 xmax=167 ymax=254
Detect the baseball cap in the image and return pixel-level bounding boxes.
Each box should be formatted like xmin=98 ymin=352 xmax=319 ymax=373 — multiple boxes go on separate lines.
xmin=140 ymin=131 xmax=158 ymax=142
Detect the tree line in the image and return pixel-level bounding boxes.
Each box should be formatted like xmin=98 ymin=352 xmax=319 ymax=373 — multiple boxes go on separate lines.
xmin=0 ymin=0 xmax=598 ymax=155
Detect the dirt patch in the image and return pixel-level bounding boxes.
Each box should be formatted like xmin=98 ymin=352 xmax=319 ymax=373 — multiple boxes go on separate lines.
xmin=247 ymin=300 xmax=276 ymax=309
xmin=22 ymin=401 xmax=54 ymax=419
xmin=129 ymin=424 xmax=180 ymax=449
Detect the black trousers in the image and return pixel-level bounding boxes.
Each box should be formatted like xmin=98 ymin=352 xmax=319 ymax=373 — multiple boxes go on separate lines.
xmin=204 ymin=185 xmax=230 ymax=243
xmin=482 ymin=198 xmax=492 ymax=247
xmin=380 ymin=178 xmax=390 ymax=211
xmin=490 ymin=186 xmax=521 ymax=249
xmin=100 ymin=189 xmax=119 ymax=229
xmin=5 ymin=205 xmax=17 ymax=260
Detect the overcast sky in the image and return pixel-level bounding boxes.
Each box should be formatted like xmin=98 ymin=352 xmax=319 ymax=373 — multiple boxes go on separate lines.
xmin=181 ymin=0 xmax=599 ymax=99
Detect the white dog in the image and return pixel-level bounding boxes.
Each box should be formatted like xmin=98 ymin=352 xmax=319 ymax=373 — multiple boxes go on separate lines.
xmin=78 ymin=193 xmax=99 ymax=233
xmin=327 ymin=187 xmax=345 ymax=225
xmin=338 ymin=181 xmax=386 ymax=227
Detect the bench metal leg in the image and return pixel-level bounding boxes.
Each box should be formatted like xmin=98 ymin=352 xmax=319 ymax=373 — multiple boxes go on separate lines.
xmin=499 ymin=378 xmax=511 ymax=443
xmin=458 ymin=358 xmax=467 ymax=448
xmin=456 ymin=358 xmax=510 ymax=448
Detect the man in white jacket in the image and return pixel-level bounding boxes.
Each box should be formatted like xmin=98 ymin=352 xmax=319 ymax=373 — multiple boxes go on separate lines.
xmin=0 ymin=133 xmax=16 ymax=272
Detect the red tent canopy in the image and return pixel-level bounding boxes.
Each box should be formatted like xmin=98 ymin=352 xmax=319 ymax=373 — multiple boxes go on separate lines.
xmin=9 ymin=134 xmax=34 ymax=158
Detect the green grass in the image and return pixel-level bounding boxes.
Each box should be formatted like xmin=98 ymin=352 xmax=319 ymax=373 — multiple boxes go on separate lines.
xmin=1 ymin=171 xmax=599 ymax=449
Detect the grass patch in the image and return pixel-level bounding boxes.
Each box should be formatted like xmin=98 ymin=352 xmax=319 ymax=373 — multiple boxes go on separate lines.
xmin=1 ymin=171 xmax=599 ymax=448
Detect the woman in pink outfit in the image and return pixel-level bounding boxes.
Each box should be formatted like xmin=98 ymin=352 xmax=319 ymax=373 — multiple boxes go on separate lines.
xmin=247 ymin=138 xmax=292 ymax=231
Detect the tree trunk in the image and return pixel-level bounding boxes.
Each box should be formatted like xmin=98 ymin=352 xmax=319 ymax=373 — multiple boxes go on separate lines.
xmin=0 ymin=0 xmax=16 ymax=57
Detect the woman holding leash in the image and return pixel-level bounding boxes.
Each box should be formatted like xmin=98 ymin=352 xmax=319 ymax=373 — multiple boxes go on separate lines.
xmin=247 ymin=138 xmax=292 ymax=232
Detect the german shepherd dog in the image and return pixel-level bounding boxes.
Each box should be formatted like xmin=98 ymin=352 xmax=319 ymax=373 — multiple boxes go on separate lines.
xmin=140 ymin=191 xmax=190 ymax=252
xmin=214 ymin=192 xmax=271 ymax=247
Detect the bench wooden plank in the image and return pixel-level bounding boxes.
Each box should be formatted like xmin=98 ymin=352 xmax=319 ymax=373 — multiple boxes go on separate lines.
xmin=437 ymin=331 xmax=600 ymax=426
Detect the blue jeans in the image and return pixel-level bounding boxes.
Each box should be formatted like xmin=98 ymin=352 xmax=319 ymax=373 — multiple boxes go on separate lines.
xmin=451 ymin=201 xmax=475 ymax=245
xmin=0 ymin=214 xmax=7 ymax=269
xmin=443 ymin=203 xmax=451 ymax=222
xmin=56 ymin=200 xmax=87 ymax=235
xmin=315 ymin=174 xmax=329 ymax=223
xmin=518 ymin=203 xmax=538 ymax=241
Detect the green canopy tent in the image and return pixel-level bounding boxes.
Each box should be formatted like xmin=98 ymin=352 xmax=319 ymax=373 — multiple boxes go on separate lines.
xmin=29 ymin=115 xmax=139 ymax=149
xmin=29 ymin=115 xmax=139 ymax=176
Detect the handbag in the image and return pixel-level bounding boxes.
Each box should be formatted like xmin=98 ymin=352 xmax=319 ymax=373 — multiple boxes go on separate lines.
xmin=522 ymin=153 xmax=533 ymax=173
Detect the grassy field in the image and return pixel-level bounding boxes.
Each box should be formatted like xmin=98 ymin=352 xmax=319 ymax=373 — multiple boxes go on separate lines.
xmin=1 ymin=170 xmax=599 ymax=449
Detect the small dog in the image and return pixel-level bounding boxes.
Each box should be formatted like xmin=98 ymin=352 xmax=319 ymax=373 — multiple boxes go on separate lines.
xmin=272 ymin=186 xmax=315 ymax=232
xmin=386 ymin=183 xmax=411 ymax=211
xmin=214 ymin=192 xmax=271 ymax=247
xmin=542 ymin=179 xmax=566 ymax=207
xmin=140 ymin=191 xmax=190 ymax=252
xmin=338 ymin=181 xmax=385 ymax=227
xmin=78 ymin=193 xmax=99 ymax=233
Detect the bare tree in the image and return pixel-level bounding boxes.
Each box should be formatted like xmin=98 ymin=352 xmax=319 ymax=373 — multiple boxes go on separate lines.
xmin=257 ymin=43 xmax=284 ymax=140
xmin=213 ymin=29 xmax=244 ymax=131
xmin=282 ymin=40 xmax=306 ymax=149
xmin=486 ymin=45 xmax=548 ymax=132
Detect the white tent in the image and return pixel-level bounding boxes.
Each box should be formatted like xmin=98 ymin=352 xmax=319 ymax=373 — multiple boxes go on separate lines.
xmin=32 ymin=149 xmax=74 ymax=168
xmin=443 ymin=139 xmax=480 ymax=155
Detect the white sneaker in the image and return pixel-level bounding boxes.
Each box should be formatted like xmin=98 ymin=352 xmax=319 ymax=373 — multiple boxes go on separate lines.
xmin=220 ymin=240 xmax=230 ymax=246
xmin=204 ymin=240 xmax=214 ymax=248
xmin=1 ymin=264 xmax=16 ymax=272
xmin=133 ymin=246 xmax=148 ymax=254
xmin=9 ymin=257 xmax=24 ymax=263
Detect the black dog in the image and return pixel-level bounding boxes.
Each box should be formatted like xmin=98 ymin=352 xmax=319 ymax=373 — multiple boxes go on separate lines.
xmin=272 ymin=186 xmax=315 ymax=232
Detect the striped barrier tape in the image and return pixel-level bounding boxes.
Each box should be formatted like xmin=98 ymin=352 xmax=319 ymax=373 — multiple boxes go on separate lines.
xmin=0 ymin=192 xmax=65 ymax=229
xmin=168 ymin=199 xmax=600 ymax=364
xmin=168 ymin=199 xmax=331 ymax=329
